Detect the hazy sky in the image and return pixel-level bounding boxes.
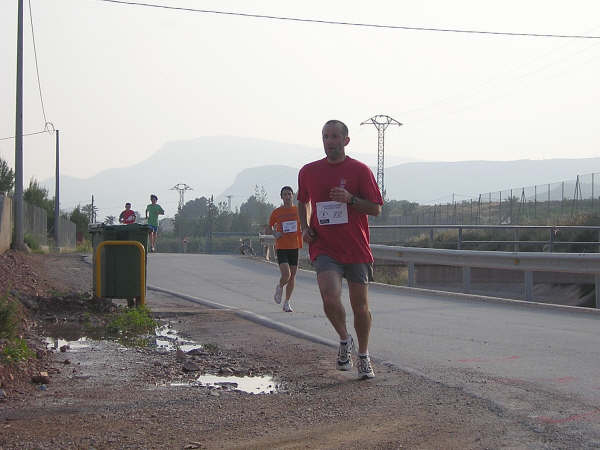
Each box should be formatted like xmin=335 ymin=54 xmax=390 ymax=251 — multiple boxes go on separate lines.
xmin=2 ymin=0 xmax=600 ymax=192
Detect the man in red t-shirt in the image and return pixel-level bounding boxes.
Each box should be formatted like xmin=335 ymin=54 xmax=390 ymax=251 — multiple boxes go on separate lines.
xmin=297 ymin=119 xmax=383 ymax=380
xmin=119 ymin=202 xmax=136 ymax=224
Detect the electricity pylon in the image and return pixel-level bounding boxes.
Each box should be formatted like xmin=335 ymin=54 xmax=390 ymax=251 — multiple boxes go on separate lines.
xmin=361 ymin=115 xmax=402 ymax=197
xmin=170 ymin=183 xmax=193 ymax=212
xmin=225 ymin=195 xmax=235 ymax=211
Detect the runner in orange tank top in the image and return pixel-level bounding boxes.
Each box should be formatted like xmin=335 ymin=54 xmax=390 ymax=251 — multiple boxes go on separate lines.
xmin=269 ymin=186 xmax=302 ymax=312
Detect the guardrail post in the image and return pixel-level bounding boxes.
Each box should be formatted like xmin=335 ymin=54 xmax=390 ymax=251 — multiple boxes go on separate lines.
xmin=458 ymin=227 xmax=462 ymax=250
xmin=524 ymin=271 xmax=533 ymax=301
xmin=549 ymin=228 xmax=554 ymax=253
xmin=408 ymin=263 xmax=415 ymax=287
xmin=429 ymin=228 xmax=434 ymax=248
xmin=596 ymin=275 xmax=600 ymax=308
xmin=462 ymin=266 xmax=471 ymax=293
xmin=513 ymin=229 xmax=519 ymax=252
xmin=597 ymin=230 xmax=600 ymax=253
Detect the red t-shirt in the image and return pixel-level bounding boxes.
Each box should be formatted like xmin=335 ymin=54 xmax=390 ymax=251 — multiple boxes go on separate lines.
xmin=297 ymin=156 xmax=383 ymax=263
xmin=119 ymin=209 xmax=136 ymax=224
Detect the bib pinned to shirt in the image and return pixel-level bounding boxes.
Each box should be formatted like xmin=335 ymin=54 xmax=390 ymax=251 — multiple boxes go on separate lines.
xmin=316 ymin=201 xmax=348 ymax=225
xmin=282 ymin=220 xmax=298 ymax=233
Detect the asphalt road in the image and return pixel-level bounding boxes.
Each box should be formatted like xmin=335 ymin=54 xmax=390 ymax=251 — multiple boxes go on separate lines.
xmin=147 ymin=252 xmax=600 ymax=444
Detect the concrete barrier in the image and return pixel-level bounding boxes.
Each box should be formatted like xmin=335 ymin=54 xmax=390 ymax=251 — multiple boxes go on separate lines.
xmin=0 ymin=194 xmax=12 ymax=254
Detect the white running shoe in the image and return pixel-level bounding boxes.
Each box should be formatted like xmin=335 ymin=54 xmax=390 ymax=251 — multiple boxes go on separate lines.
xmin=357 ymin=355 xmax=375 ymax=379
xmin=274 ymin=284 xmax=283 ymax=304
xmin=336 ymin=335 xmax=354 ymax=371
xmin=283 ymin=300 xmax=293 ymax=312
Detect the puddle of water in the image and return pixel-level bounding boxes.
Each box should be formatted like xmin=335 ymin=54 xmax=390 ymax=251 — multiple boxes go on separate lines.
xmin=43 ymin=324 xmax=203 ymax=353
xmin=171 ymin=374 xmax=277 ymax=394
xmin=153 ymin=325 xmax=202 ymax=353
xmin=45 ymin=336 xmax=90 ymax=351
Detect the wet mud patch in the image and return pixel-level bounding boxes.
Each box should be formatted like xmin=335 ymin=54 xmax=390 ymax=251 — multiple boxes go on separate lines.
xmin=24 ymin=299 xmax=285 ymax=400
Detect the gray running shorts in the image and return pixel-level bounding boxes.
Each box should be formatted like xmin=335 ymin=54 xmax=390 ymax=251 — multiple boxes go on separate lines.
xmin=313 ymin=254 xmax=374 ymax=284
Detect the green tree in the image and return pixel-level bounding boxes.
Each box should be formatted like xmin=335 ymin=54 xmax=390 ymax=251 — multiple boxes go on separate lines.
xmin=0 ymin=157 xmax=15 ymax=193
xmin=81 ymin=203 xmax=98 ymax=223
xmin=175 ymin=196 xmax=211 ymax=237
xmin=24 ymin=179 xmax=53 ymax=212
xmin=180 ymin=197 xmax=209 ymax=217
xmin=70 ymin=205 xmax=90 ymax=237
xmin=24 ymin=178 xmax=55 ymax=231
xmin=174 ymin=189 xmax=275 ymax=236
xmin=238 ymin=186 xmax=275 ymax=230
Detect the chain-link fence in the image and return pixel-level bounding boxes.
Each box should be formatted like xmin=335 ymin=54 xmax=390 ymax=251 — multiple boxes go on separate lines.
xmin=395 ymin=172 xmax=600 ymax=225
xmin=24 ymin=201 xmax=48 ymax=246
xmin=56 ymin=215 xmax=76 ymax=248
xmin=0 ymin=194 xmax=77 ymax=250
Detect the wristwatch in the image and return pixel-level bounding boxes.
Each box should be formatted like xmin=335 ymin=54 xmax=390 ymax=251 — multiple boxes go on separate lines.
xmin=348 ymin=196 xmax=357 ymax=205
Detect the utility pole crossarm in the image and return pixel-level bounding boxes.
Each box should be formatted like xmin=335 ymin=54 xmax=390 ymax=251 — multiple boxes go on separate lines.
xmin=361 ymin=115 xmax=402 ymax=197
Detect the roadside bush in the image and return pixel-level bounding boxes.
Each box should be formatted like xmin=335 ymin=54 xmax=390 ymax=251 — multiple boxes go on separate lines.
xmin=1 ymin=338 xmax=35 ymax=364
xmin=0 ymin=296 xmax=34 ymax=365
xmin=0 ymin=295 xmax=20 ymax=339
xmin=107 ymin=305 xmax=157 ymax=337
xmin=23 ymin=233 xmax=40 ymax=251
xmin=76 ymin=239 xmax=92 ymax=253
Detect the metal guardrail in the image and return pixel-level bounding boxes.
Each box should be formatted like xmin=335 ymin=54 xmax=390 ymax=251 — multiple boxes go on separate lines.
xmin=369 ymin=224 xmax=600 ymax=252
xmin=259 ymin=233 xmax=600 ymax=307
xmin=371 ymin=244 xmax=600 ymax=307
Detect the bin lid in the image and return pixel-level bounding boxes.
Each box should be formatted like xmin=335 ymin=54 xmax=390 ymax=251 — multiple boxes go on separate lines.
xmin=88 ymin=223 xmax=153 ymax=232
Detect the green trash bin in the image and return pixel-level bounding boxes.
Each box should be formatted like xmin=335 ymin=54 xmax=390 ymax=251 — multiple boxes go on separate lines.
xmin=88 ymin=223 xmax=151 ymax=304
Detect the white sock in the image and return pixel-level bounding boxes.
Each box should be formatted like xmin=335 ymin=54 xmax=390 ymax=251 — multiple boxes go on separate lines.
xmin=358 ymin=352 xmax=369 ymax=358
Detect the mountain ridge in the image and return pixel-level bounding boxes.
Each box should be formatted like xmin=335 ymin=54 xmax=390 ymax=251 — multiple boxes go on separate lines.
xmin=39 ymin=136 xmax=600 ymax=218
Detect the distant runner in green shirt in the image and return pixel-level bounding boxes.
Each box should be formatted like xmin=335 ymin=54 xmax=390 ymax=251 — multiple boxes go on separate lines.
xmin=145 ymin=194 xmax=164 ymax=252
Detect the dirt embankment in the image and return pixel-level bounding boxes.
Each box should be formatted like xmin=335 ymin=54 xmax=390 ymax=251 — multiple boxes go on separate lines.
xmin=0 ymin=251 xmax=574 ymax=449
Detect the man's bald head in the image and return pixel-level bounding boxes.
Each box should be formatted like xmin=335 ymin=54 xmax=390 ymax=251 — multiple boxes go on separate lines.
xmin=323 ymin=120 xmax=348 ymax=138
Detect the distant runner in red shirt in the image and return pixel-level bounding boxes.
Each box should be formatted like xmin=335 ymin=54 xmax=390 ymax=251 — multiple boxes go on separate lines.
xmin=297 ymin=119 xmax=383 ymax=380
xmin=119 ymin=202 xmax=136 ymax=224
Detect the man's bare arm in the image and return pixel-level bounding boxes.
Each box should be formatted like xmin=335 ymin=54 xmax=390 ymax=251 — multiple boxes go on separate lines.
xmin=298 ymin=201 xmax=310 ymax=230
xmin=298 ymin=201 xmax=316 ymax=243
xmin=329 ymin=187 xmax=381 ymax=216
xmin=350 ymin=197 xmax=381 ymax=216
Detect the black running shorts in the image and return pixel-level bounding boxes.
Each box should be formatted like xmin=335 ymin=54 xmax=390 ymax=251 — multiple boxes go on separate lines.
xmin=276 ymin=248 xmax=299 ymax=266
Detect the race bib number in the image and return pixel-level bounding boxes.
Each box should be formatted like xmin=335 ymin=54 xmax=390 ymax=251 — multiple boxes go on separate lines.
xmin=316 ymin=201 xmax=348 ymax=225
xmin=282 ymin=220 xmax=297 ymax=233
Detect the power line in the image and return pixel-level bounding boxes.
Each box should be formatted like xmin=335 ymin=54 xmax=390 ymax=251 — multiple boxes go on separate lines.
xmin=397 ymin=25 xmax=600 ymax=118
xmin=401 ymin=36 xmax=600 ymax=124
xmin=0 ymin=130 xmax=48 ymax=141
xmin=28 ymin=0 xmax=48 ymax=126
xmin=98 ymin=0 xmax=600 ymax=40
